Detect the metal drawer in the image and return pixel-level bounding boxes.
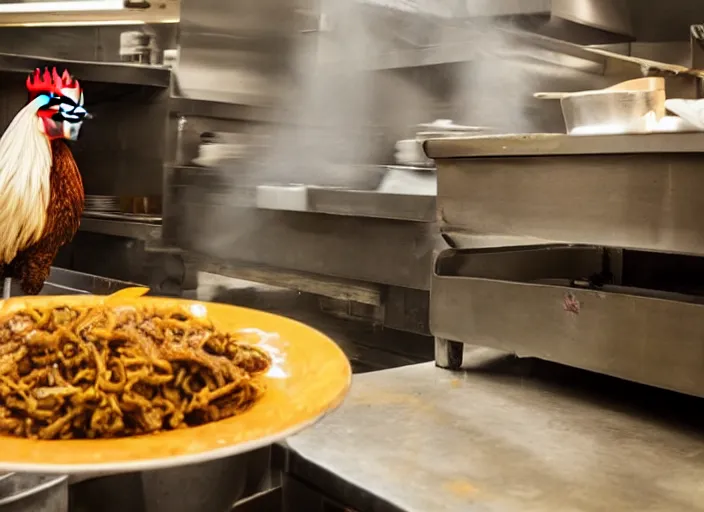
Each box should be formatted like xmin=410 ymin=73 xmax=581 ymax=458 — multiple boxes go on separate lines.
xmin=430 ymin=244 xmax=704 ymax=397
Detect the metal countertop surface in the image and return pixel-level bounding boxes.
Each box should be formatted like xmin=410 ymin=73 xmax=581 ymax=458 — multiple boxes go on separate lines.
xmin=423 ymin=132 xmax=704 ymax=159
xmin=286 ymin=355 xmax=704 ymax=512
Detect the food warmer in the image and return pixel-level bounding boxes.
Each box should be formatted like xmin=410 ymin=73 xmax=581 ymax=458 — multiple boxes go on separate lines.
xmin=425 ymin=131 xmax=704 ymax=397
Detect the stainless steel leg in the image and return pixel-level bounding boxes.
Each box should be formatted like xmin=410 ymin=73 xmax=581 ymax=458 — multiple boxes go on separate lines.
xmin=434 ymin=338 xmax=464 ymax=370
xmin=146 ymin=252 xmax=186 ymax=297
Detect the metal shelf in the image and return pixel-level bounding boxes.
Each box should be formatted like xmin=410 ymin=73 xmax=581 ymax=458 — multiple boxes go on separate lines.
xmin=0 ymin=53 xmax=171 ymax=88
xmin=169 ymin=165 xmax=435 ymax=222
xmin=169 ymin=97 xmax=276 ymax=123
xmin=307 ymin=188 xmax=436 ymax=222
xmin=79 ymin=217 xmax=162 ymax=242
xmin=43 ymin=267 xmax=141 ymax=296
xmin=244 ymin=184 xmax=436 ymax=222
xmin=432 ymin=245 xmax=704 ymax=397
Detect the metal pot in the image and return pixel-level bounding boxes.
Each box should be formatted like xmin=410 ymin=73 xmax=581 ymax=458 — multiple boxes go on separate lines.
xmin=69 ymin=449 xmax=271 ymax=512
xmin=0 ymin=474 xmax=68 ymax=512
xmin=558 ymin=89 xmax=665 ymax=134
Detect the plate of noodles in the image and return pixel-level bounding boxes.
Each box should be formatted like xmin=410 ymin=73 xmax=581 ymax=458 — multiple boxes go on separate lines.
xmin=0 ymin=287 xmax=351 ymax=474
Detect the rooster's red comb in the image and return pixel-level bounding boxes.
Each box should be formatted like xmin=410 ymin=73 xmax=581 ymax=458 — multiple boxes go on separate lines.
xmin=26 ymin=67 xmax=80 ymax=100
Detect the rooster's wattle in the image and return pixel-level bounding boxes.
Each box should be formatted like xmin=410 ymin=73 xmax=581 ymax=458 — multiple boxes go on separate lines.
xmin=0 ymin=67 xmax=87 ymax=296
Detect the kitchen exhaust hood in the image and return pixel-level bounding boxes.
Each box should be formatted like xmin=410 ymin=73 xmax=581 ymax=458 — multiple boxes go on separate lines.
xmin=551 ymin=0 xmax=633 ymax=37
xmin=359 ymin=0 xmax=551 ymax=18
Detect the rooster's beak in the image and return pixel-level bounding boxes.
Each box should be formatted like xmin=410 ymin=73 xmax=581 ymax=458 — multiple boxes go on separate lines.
xmin=73 ymin=105 xmax=92 ymax=120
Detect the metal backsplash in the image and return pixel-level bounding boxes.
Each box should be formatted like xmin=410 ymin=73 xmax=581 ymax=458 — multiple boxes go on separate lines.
xmin=76 ymin=83 xmax=168 ymax=196
xmin=176 ymin=0 xmax=301 ymax=105
xmin=550 ymin=0 xmax=704 ymax=43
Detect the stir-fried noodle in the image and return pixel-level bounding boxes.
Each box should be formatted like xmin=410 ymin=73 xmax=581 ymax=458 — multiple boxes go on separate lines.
xmin=0 ymin=304 xmax=271 ymax=439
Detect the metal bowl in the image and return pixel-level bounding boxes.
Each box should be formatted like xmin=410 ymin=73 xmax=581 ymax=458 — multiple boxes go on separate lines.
xmin=534 ymin=77 xmax=666 ymax=135
xmin=558 ymin=88 xmax=666 ymax=135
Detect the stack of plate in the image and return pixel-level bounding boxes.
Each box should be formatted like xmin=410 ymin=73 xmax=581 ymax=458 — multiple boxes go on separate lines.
xmin=85 ymin=195 xmax=121 ymax=213
xmin=119 ymin=31 xmax=153 ymax=64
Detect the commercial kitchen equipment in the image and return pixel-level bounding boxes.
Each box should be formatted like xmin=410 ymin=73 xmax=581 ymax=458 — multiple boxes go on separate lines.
xmin=279 ymin=71 xmax=704 ymax=512
xmin=0 ymin=0 xmax=698 ymax=336
xmin=0 ymin=0 xmax=697 ymax=330
xmin=426 ymin=132 xmax=704 ymax=398
xmin=162 ymin=0 xmax=704 ymax=337
xmin=279 ymin=7 xmax=704 ymax=508
xmin=1 ymin=1 xmax=704 ymax=511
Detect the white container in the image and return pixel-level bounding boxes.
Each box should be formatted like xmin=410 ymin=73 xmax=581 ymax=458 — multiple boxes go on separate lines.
xmin=256 ymin=185 xmax=308 ymax=212
xmin=664 ymin=99 xmax=704 ymax=131
xmin=163 ymin=49 xmax=179 ymax=69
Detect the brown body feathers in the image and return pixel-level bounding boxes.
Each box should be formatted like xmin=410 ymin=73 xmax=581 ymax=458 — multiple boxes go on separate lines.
xmin=1 ymin=140 xmax=84 ymax=295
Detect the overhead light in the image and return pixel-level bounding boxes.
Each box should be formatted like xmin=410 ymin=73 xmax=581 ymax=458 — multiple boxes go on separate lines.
xmin=19 ymin=19 xmax=142 ymax=27
xmin=13 ymin=18 xmax=179 ymax=26
xmin=0 ymin=0 xmax=124 ymax=14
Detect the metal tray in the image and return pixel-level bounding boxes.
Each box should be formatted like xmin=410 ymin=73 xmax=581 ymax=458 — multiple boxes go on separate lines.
xmin=4 ymin=268 xmax=140 ymax=297
xmin=0 ymin=52 xmax=170 ymax=88
xmin=430 ymin=244 xmax=704 ymax=397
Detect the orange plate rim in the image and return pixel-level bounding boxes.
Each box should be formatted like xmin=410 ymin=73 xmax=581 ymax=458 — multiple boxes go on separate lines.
xmin=0 ymin=295 xmax=351 ymax=474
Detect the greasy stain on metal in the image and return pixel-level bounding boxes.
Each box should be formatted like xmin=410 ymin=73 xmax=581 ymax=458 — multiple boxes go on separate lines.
xmin=563 ymin=292 xmax=580 ymax=314
xmin=443 ymin=480 xmax=478 ymax=498
xmin=349 ymin=391 xmax=425 ymax=408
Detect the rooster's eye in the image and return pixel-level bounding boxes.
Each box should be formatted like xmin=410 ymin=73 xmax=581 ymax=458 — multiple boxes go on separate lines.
xmin=36 ymin=93 xmax=51 ymax=107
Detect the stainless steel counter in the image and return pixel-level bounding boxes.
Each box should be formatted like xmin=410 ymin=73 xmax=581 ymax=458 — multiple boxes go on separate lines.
xmin=427 ymin=132 xmax=704 ymax=398
xmin=79 ymin=217 xmax=162 ymax=244
xmin=429 ymin=133 xmax=704 ymax=256
xmin=424 ymin=132 xmax=704 ymax=159
xmin=286 ymin=359 xmax=704 ymax=512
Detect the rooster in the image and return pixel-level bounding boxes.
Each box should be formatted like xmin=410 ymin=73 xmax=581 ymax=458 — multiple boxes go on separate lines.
xmin=0 ymin=67 xmax=88 ymax=298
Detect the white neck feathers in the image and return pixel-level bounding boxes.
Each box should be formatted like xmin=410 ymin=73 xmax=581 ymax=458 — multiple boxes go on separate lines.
xmin=0 ymin=96 xmax=52 ymax=263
